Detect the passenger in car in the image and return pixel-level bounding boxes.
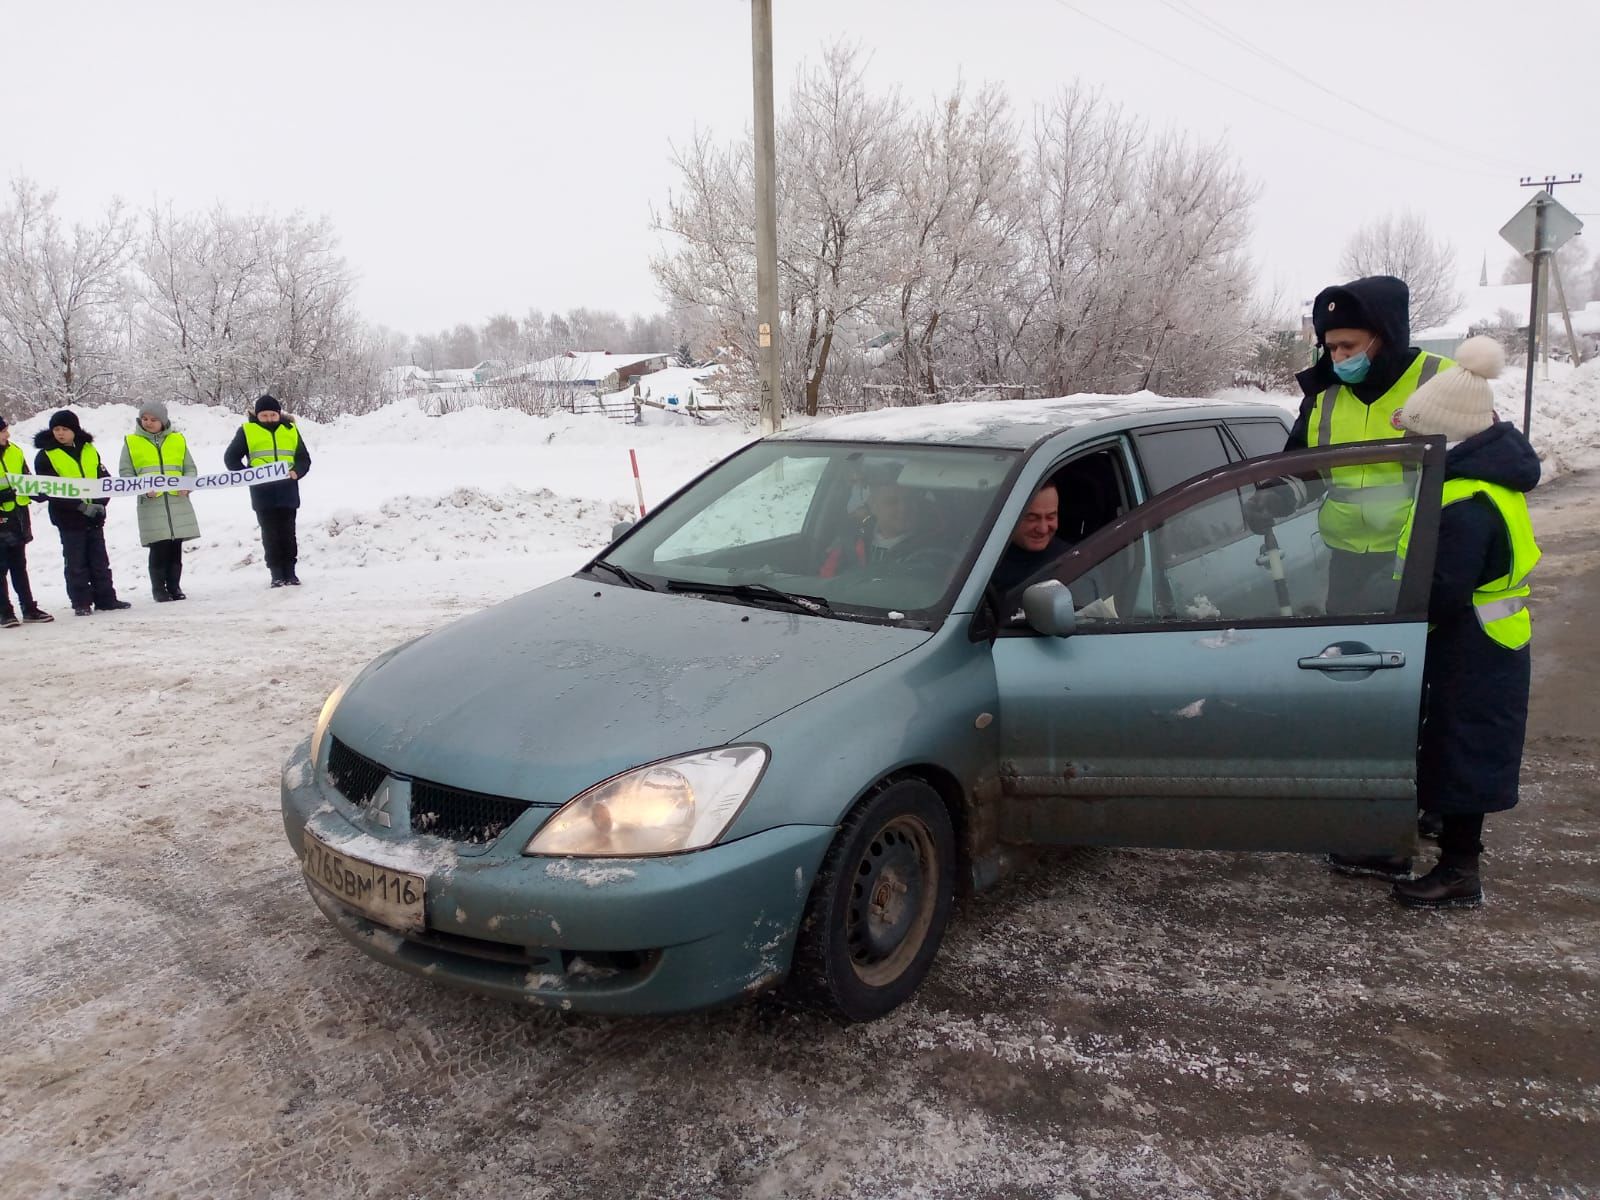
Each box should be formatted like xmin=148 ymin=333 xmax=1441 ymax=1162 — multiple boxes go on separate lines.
xmin=818 ymin=474 xmax=941 ymax=578
xmin=990 ymin=483 xmax=1105 ymax=616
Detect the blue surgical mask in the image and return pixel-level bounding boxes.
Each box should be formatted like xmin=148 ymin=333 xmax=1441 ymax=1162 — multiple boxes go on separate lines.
xmin=1332 ymin=342 xmax=1375 ymax=383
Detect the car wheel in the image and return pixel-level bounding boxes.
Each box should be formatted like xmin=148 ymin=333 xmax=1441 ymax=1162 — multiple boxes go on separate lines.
xmin=787 ymin=778 xmax=955 ymax=1022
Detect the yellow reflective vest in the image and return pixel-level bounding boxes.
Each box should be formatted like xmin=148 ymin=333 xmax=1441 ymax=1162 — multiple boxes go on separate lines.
xmin=124 ymin=431 xmax=188 ymax=496
xmin=1396 ymin=478 xmax=1541 ymax=650
xmin=242 ymin=421 xmax=300 ymax=468
xmin=45 ymin=443 xmax=101 ymax=482
xmin=1 ymin=443 xmax=27 ymax=510
xmin=1307 ymin=351 xmax=1453 ymax=553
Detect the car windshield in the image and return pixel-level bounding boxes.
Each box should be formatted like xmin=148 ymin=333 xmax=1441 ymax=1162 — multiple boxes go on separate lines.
xmin=593 ymin=441 xmax=1019 ymax=623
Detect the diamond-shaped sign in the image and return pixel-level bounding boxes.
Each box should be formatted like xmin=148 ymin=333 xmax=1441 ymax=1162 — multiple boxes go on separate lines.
xmin=1500 ymin=195 xmax=1584 ymax=259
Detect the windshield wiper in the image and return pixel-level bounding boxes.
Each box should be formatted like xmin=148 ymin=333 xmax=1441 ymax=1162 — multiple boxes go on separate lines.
xmin=665 ymin=579 xmax=832 ymax=615
xmin=588 ymin=560 xmax=657 ymax=591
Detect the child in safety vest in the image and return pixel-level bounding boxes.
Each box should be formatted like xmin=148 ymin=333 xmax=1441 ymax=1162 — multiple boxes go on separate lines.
xmin=32 ymin=410 xmax=130 ymax=617
xmin=120 ymin=400 xmax=200 ymax=602
xmin=1331 ymin=337 xmax=1539 ymax=909
xmin=0 ymin=414 xmax=54 ymax=626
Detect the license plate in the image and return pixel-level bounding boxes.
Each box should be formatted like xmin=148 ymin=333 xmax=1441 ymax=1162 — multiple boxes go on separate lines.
xmin=302 ymin=832 xmax=426 ymax=932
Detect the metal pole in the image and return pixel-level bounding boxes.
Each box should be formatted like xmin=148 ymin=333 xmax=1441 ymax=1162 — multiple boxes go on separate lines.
xmin=751 ymin=0 xmax=782 ymax=435
xmin=1521 ymin=197 xmax=1545 ymax=436
xmin=1550 ymin=252 xmax=1585 ymax=367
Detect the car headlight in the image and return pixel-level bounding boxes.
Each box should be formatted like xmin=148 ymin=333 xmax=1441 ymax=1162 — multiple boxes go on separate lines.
xmin=525 ymin=745 xmax=768 ymax=857
xmin=309 ymin=677 xmax=351 ymax=771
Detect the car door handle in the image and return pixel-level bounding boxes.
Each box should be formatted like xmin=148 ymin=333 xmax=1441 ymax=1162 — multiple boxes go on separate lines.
xmin=1297 ymin=649 xmax=1406 ymax=671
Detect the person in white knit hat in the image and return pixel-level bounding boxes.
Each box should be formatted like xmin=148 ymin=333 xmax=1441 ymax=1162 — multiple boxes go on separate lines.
xmin=1377 ymin=335 xmax=1541 ymax=907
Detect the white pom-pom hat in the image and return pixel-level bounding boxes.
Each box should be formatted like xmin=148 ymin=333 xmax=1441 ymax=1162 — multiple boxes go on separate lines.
xmin=1397 ymin=335 xmax=1505 ymax=442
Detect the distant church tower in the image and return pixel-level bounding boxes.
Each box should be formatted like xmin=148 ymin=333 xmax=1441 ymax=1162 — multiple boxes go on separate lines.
xmin=1479 ymin=254 xmax=1489 ymax=288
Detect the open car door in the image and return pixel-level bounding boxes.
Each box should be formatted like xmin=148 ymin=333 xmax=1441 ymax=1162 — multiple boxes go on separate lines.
xmin=991 ymin=437 xmax=1446 ymax=855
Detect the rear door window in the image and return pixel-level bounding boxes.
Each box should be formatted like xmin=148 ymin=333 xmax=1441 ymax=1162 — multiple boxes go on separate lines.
xmin=1132 ymin=424 xmax=1246 ymax=565
xmin=1227 ymin=419 xmax=1291 ymax=460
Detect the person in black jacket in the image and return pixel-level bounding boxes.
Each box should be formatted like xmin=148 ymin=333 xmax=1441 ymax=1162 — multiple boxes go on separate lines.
xmin=1329 ymin=338 xmax=1541 ymax=906
xmin=223 ymin=395 xmax=312 ymax=587
xmin=33 ymin=410 xmax=131 ymax=616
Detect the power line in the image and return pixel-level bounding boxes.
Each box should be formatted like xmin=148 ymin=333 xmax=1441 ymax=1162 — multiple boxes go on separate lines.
xmin=1047 ymin=0 xmax=1505 ymax=183
xmin=1157 ymin=0 xmax=1522 ymax=175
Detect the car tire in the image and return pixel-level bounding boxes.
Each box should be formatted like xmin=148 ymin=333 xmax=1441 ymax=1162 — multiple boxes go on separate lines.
xmin=787 ymin=778 xmax=956 ymax=1022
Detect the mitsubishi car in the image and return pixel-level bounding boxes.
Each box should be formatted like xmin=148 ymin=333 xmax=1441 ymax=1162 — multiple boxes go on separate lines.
xmin=281 ymin=395 xmax=1444 ymax=1021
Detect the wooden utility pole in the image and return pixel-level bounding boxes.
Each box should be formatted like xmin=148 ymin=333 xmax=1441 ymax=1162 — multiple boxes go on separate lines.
xmin=751 ymin=0 xmax=782 ymax=435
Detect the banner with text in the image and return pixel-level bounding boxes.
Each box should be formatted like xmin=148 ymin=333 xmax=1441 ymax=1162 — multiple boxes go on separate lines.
xmin=2 ymin=462 xmax=290 ymax=501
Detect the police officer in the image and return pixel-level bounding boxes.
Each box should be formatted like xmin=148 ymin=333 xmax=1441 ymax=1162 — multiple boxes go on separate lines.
xmin=1246 ymin=276 xmax=1455 ymax=614
xmin=0 ymin=414 xmax=53 ymax=625
xmin=224 ymin=395 xmax=312 ymax=587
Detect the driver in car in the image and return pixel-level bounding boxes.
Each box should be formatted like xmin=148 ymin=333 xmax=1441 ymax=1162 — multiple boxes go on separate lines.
xmin=819 ymin=475 xmax=940 ymax=578
xmin=991 ymin=483 xmax=1108 ymax=619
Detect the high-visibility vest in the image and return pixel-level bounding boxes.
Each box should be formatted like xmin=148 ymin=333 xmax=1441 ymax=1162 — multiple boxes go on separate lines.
xmin=242 ymin=421 xmax=300 ymax=469
xmin=1 ymin=443 xmax=27 ymax=510
xmin=1307 ymin=352 xmax=1452 ymax=553
xmin=45 ymin=443 xmax=101 ymax=482
xmin=124 ymin=430 xmax=188 ymax=495
xmin=1395 ymin=477 xmax=1541 ymax=650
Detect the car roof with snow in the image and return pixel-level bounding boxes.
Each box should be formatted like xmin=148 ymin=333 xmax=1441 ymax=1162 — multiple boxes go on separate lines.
xmin=773 ymin=393 xmax=1288 ymax=450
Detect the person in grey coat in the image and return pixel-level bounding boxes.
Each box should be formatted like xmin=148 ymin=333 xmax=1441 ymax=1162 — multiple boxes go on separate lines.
xmin=119 ymin=400 xmax=200 ymax=602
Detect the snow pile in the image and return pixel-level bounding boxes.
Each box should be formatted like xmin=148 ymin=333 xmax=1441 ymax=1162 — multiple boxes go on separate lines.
xmin=1507 ymin=359 xmax=1600 ymax=477
xmin=314 ymin=487 xmax=633 ymax=567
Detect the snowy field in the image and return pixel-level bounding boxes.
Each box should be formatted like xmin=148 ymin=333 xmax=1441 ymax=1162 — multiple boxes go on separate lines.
xmin=2 ymin=371 xmax=1598 ymax=1198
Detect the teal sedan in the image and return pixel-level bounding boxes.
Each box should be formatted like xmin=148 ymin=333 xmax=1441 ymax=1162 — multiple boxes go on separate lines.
xmin=281 ymin=396 xmax=1447 ymax=1020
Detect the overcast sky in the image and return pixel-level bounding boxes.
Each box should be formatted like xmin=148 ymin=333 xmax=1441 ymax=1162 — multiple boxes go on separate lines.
xmin=4 ymin=0 xmax=1595 ymax=337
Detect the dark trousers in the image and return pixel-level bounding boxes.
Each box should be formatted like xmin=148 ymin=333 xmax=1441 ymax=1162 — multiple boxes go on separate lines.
xmin=1326 ymin=548 xmax=1398 ymax=616
xmin=1 ymin=541 xmax=37 ymax=613
xmin=1439 ymin=813 xmax=1485 ymax=858
xmin=148 ymin=539 xmax=183 ymax=596
xmin=256 ymin=508 xmax=299 ymax=579
xmin=58 ymin=526 xmax=119 ymax=608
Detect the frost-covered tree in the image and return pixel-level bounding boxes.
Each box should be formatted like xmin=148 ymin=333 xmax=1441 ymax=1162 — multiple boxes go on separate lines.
xmin=136 ymin=206 xmax=358 ymax=412
xmin=653 ymin=60 xmax=1261 ymax=411
xmin=1340 ymin=210 xmax=1464 ymax=335
xmin=0 ymin=178 xmax=133 ymax=410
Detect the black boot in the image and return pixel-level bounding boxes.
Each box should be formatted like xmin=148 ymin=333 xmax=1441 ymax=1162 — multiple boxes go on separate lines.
xmin=151 ymin=566 xmax=174 ymax=602
xmin=1327 ymin=853 xmax=1413 ymax=881
xmin=0 ymin=606 xmax=18 ymax=629
xmin=167 ymin=561 xmax=186 ymax=601
xmin=1417 ymin=810 xmax=1443 ymax=842
xmin=1393 ymin=854 xmax=1483 ymax=908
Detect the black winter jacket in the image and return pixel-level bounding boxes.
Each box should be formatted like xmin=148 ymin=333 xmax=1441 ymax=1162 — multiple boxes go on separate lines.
xmin=32 ymin=429 xmax=112 ymax=531
xmin=223 ymin=416 xmax=312 ymax=511
xmin=1416 ymin=422 xmax=1542 ymax=816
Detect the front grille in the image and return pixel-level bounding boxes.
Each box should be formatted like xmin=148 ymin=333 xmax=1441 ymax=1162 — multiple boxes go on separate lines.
xmin=411 ymin=780 xmax=533 ymax=844
xmin=328 ymin=737 xmax=387 ymax=806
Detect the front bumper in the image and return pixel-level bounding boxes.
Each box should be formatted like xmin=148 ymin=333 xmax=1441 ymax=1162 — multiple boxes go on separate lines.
xmin=281 ymin=738 xmax=835 ymax=1014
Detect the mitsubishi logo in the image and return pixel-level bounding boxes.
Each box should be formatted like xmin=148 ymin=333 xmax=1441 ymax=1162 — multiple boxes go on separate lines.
xmin=370 ymin=783 xmax=394 ymax=828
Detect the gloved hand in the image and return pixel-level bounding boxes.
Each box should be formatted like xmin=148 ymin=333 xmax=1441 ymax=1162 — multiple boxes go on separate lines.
xmin=77 ymin=500 xmax=106 ymax=522
xmin=1242 ymin=485 xmax=1294 ymax=534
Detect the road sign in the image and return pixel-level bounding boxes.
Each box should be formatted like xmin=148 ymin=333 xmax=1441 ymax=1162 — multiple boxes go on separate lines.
xmin=1500 ymin=194 xmax=1584 ymax=259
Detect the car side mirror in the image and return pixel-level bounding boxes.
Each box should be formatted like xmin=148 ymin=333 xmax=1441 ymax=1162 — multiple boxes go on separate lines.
xmin=1022 ymin=581 xmax=1077 ymax=637
xmin=611 ymin=519 xmax=635 ymax=541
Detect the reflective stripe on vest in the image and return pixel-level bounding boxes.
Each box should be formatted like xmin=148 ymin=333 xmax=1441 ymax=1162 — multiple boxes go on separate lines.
xmin=124 ymin=431 xmax=187 ymax=495
xmin=242 ymin=421 xmax=300 ymax=468
xmin=1394 ymin=477 xmax=1542 ymax=650
xmin=1307 ymin=352 xmax=1449 ymax=553
xmin=1 ymin=443 xmax=27 ymax=509
xmin=45 ymin=443 xmax=101 ymax=480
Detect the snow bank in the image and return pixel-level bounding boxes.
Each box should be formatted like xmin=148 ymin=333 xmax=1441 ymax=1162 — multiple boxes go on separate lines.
xmin=1505 ymin=359 xmax=1600 ymax=477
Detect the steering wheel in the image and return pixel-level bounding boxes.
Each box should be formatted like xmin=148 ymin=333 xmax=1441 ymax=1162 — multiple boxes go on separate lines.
xmin=898 ymin=546 xmax=960 ymax=574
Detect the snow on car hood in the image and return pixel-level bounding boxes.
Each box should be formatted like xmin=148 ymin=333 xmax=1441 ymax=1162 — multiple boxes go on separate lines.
xmin=328 ymin=575 xmax=929 ymax=806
